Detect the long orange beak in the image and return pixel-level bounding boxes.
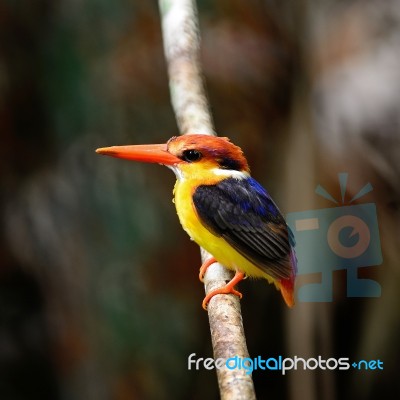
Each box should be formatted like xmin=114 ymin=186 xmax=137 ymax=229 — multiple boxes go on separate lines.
xmin=96 ymin=143 xmax=182 ymax=166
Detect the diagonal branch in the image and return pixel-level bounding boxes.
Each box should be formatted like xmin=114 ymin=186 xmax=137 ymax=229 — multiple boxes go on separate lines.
xmin=158 ymin=0 xmax=256 ymax=398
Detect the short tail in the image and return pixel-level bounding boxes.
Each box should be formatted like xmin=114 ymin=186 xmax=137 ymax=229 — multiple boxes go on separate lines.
xmin=280 ymin=248 xmax=297 ymax=307
xmin=280 ymin=276 xmax=295 ymax=307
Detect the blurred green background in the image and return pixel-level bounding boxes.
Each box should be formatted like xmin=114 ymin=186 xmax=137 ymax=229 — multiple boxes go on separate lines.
xmin=1 ymin=0 xmax=399 ymax=399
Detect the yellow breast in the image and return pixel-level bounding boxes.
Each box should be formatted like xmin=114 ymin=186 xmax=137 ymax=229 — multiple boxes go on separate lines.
xmin=172 ymin=170 xmax=275 ymax=283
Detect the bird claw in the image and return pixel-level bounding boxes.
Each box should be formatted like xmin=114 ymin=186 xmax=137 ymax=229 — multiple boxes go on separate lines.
xmin=202 ymin=271 xmax=245 ymax=310
xmin=199 ymin=257 xmax=217 ymax=282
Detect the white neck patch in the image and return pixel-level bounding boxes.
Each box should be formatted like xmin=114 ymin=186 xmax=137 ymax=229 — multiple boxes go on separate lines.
xmin=166 ymin=164 xmax=248 ymax=181
xmin=211 ymin=168 xmax=249 ymax=179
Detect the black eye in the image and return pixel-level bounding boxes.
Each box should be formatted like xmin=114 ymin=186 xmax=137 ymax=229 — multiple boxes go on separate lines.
xmin=182 ymin=149 xmax=202 ymax=162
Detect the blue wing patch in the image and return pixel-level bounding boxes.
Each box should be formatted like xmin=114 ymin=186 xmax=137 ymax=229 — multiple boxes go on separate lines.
xmin=193 ymin=177 xmax=293 ymax=280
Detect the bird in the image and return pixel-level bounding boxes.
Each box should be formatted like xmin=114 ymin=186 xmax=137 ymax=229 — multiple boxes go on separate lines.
xmin=96 ymin=134 xmax=297 ymax=309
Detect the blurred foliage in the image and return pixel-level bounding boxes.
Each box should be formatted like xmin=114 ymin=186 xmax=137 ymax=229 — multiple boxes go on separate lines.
xmin=1 ymin=0 xmax=399 ymax=399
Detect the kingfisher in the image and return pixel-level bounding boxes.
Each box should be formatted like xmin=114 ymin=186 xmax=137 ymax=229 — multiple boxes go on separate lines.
xmin=96 ymin=134 xmax=296 ymax=309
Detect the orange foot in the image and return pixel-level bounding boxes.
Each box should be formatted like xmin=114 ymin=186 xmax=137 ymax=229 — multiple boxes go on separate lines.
xmin=202 ymin=271 xmax=245 ymax=310
xmin=199 ymin=257 xmax=217 ymax=282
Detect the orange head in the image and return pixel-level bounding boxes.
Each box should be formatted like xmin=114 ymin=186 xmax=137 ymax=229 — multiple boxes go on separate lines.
xmin=96 ymin=134 xmax=250 ymax=181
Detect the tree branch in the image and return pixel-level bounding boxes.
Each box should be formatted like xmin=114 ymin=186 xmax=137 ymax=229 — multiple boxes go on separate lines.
xmin=158 ymin=0 xmax=256 ymax=398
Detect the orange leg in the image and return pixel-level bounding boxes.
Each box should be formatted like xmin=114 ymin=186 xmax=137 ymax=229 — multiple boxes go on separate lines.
xmin=202 ymin=271 xmax=245 ymax=310
xmin=199 ymin=257 xmax=217 ymax=282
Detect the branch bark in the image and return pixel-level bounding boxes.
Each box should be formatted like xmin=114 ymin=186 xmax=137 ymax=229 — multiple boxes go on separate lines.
xmin=158 ymin=0 xmax=256 ymax=398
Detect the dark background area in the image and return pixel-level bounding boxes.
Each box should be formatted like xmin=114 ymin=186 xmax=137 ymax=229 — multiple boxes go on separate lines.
xmin=1 ymin=0 xmax=399 ymax=399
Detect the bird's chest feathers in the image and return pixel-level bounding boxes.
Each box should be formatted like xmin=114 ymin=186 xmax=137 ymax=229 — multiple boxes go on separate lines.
xmin=172 ymin=168 xmax=226 ymax=245
xmin=173 ymin=179 xmax=205 ymax=240
xmin=171 ymin=166 xmax=249 ymax=253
